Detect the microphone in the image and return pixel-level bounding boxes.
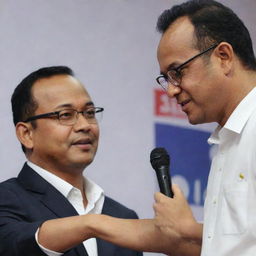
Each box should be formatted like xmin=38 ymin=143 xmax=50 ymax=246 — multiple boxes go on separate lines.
xmin=150 ymin=147 xmax=174 ymax=198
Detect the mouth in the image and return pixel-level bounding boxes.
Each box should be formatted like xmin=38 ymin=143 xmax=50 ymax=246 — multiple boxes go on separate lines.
xmin=72 ymin=138 xmax=93 ymax=149
xmin=179 ymin=99 xmax=191 ymax=107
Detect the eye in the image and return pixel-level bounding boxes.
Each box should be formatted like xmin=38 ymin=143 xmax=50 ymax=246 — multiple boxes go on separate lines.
xmin=157 ymin=75 xmax=168 ymax=85
xmin=178 ymin=66 xmax=188 ymax=77
xmin=59 ymin=110 xmax=74 ymax=120
xmin=85 ymin=108 xmax=96 ymax=119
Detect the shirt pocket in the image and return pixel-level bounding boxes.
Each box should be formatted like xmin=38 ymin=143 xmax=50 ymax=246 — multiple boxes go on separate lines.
xmin=221 ymin=182 xmax=248 ymax=235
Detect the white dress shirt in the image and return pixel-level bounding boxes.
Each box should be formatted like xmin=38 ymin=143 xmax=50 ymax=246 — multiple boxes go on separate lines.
xmin=201 ymin=87 xmax=256 ymax=256
xmin=27 ymin=161 xmax=104 ymax=256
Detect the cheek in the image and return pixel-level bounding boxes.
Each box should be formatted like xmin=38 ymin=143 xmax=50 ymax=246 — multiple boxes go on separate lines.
xmin=184 ymin=72 xmax=216 ymax=102
xmin=35 ymin=124 xmax=72 ymax=147
xmin=92 ymin=125 xmax=100 ymax=141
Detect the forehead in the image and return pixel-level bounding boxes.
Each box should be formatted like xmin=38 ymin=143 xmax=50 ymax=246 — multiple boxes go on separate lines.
xmin=157 ymin=16 xmax=196 ymax=72
xmin=32 ymin=74 xmax=92 ymax=110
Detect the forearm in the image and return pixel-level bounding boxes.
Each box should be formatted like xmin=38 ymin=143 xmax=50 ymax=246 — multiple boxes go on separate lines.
xmin=88 ymin=216 xmax=162 ymax=252
xmin=38 ymin=215 xmax=93 ymax=252
xmin=87 ymin=214 xmax=202 ymax=256
xmin=38 ymin=214 xmax=172 ymax=254
xmin=38 ymin=214 xmax=202 ymax=255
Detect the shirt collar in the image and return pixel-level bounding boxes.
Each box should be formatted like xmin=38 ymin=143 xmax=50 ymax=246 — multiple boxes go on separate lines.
xmin=84 ymin=177 xmax=104 ymax=208
xmin=208 ymin=87 xmax=256 ymax=144
xmin=26 ymin=161 xmax=104 ymax=208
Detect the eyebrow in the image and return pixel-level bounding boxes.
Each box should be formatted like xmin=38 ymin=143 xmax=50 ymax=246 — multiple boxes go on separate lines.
xmin=55 ymin=101 xmax=95 ymax=109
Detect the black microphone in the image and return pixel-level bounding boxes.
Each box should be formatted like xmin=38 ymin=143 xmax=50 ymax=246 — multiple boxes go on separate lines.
xmin=150 ymin=147 xmax=174 ymax=198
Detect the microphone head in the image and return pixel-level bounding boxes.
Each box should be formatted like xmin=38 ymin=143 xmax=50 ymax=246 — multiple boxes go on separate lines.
xmin=150 ymin=147 xmax=170 ymax=170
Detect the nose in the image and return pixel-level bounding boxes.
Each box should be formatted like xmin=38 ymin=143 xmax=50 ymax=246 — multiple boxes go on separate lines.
xmin=166 ymin=84 xmax=182 ymax=98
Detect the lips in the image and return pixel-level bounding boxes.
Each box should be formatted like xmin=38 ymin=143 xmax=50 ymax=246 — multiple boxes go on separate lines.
xmin=179 ymin=99 xmax=191 ymax=107
xmin=72 ymin=138 xmax=92 ymax=146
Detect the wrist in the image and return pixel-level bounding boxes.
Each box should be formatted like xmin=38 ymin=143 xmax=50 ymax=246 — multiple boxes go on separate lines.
xmin=181 ymin=220 xmax=202 ymax=245
xmin=82 ymin=214 xmax=99 ymax=238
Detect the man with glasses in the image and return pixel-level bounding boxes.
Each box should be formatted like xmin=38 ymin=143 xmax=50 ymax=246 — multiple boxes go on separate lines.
xmin=44 ymin=1 xmax=256 ymax=256
xmin=0 ymin=66 xmax=142 ymax=256
xmin=154 ymin=0 xmax=256 ymax=252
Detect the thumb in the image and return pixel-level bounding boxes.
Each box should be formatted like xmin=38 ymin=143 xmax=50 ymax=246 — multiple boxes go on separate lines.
xmin=172 ymin=184 xmax=185 ymax=199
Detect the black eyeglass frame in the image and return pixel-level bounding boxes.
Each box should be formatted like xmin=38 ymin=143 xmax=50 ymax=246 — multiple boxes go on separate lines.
xmin=24 ymin=107 xmax=104 ymax=125
xmin=156 ymin=43 xmax=218 ymax=90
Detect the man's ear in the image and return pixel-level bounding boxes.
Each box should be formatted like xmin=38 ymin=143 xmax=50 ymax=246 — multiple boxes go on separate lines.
xmin=214 ymin=42 xmax=234 ymax=75
xmin=16 ymin=122 xmax=34 ymax=150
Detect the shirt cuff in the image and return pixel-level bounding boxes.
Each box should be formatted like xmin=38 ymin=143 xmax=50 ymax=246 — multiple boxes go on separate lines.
xmin=35 ymin=228 xmax=63 ymax=256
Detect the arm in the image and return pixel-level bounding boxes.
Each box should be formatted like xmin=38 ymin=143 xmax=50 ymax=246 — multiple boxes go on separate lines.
xmin=39 ymin=215 xmax=201 ymax=256
xmin=85 ymin=184 xmax=202 ymax=256
xmin=38 ymin=215 xmax=167 ymax=253
xmin=0 ymin=183 xmax=143 ymax=255
xmin=0 ymin=182 xmax=201 ymax=255
xmin=0 ymin=185 xmax=47 ymax=256
xmin=39 ymin=185 xmax=202 ymax=255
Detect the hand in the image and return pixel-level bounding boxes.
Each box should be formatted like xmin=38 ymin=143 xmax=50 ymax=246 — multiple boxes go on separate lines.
xmin=153 ymin=184 xmax=202 ymax=251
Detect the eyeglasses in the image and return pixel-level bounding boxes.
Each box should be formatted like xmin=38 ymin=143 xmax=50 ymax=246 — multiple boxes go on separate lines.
xmin=24 ymin=107 xmax=104 ymax=126
xmin=156 ymin=43 xmax=218 ymax=90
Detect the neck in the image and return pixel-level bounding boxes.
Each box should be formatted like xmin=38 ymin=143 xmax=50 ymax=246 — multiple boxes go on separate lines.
xmin=45 ymin=167 xmax=88 ymax=207
xmin=27 ymin=157 xmax=86 ymax=189
xmin=58 ymin=171 xmax=85 ymax=190
xmin=27 ymin=158 xmax=89 ymax=207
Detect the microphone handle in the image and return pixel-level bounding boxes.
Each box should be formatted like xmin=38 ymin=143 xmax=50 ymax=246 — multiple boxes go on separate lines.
xmin=156 ymin=166 xmax=174 ymax=198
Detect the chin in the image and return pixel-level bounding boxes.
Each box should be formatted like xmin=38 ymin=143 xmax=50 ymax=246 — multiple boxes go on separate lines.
xmin=188 ymin=117 xmax=205 ymax=125
xmin=77 ymin=156 xmax=94 ymax=165
xmin=189 ymin=120 xmax=200 ymax=125
xmin=187 ymin=111 xmax=207 ymax=125
xmin=69 ymin=153 xmax=95 ymax=167
xmin=69 ymin=160 xmax=93 ymax=171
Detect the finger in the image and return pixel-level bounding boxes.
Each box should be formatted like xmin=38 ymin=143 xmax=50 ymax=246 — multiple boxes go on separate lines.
xmin=172 ymin=184 xmax=184 ymax=198
xmin=153 ymin=202 xmax=158 ymax=216
xmin=154 ymin=192 xmax=168 ymax=203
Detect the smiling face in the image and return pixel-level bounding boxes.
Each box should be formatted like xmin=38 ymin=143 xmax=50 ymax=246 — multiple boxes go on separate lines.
xmin=157 ymin=16 xmax=229 ymax=125
xmin=23 ymin=74 xmax=99 ymax=176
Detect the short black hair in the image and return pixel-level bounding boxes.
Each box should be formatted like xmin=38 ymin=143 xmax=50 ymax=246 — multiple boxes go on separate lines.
xmin=11 ymin=66 xmax=74 ymax=126
xmin=157 ymin=0 xmax=256 ymax=70
xmin=11 ymin=66 xmax=74 ymax=153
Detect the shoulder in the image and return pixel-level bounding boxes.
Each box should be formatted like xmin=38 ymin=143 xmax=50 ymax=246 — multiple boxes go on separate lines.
xmin=0 ymin=177 xmax=30 ymax=207
xmin=0 ymin=177 xmax=21 ymax=195
xmin=103 ymin=196 xmax=139 ymax=219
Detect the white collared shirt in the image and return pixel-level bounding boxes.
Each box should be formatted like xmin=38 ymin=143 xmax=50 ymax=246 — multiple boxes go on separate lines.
xmin=27 ymin=161 xmax=105 ymax=256
xmin=201 ymin=87 xmax=256 ymax=256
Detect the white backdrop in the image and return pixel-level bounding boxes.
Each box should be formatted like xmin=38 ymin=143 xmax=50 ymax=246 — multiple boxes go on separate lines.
xmin=0 ymin=1 xmax=256 ymax=255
